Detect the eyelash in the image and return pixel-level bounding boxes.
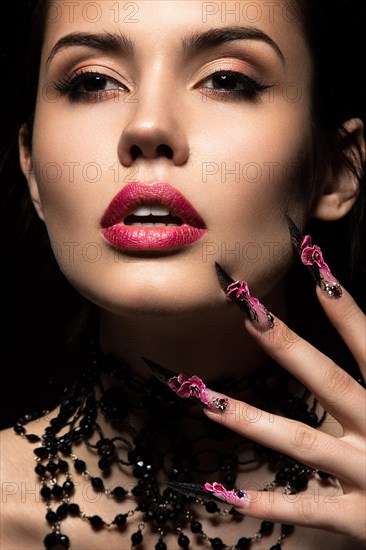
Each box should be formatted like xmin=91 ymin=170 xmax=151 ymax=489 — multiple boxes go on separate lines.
xmin=54 ymin=68 xmax=272 ymax=103
xmin=54 ymin=70 xmax=127 ymax=102
xmin=198 ymin=70 xmax=273 ymax=101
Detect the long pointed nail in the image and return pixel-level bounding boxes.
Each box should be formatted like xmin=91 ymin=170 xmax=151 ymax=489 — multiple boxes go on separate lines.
xmin=286 ymin=216 xmax=343 ymax=299
xmin=142 ymin=357 xmax=174 ymax=385
xmin=215 ymin=262 xmax=274 ymax=330
xmin=142 ymin=358 xmax=229 ymax=411
xmin=168 ymin=481 xmax=247 ymax=506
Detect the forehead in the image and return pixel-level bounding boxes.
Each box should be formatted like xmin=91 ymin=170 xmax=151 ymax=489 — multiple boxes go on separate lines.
xmin=41 ymin=0 xmax=308 ymax=62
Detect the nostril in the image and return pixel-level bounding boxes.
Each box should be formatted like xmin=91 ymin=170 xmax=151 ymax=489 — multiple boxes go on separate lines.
xmin=156 ymin=144 xmax=173 ymax=159
xmin=130 ymin=144 xmax=141 ymax=160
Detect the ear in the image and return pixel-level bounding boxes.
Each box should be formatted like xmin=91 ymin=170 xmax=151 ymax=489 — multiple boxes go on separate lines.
xmin=310 ymin=118 xmax=365 ymax=221
xmin=18 ymin=125 xmax=45 ymax=221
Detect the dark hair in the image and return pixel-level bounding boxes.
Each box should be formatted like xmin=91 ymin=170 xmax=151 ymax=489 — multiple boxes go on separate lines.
xmin=293 ymin=0 xmax=366 ymax=273
xmin=0 ymin=0 xmax=365 ymax=426
xmin=2 ymin=0 xmax=365 ymax=262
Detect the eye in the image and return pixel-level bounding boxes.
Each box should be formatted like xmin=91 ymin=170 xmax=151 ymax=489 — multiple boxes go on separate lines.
xmin=198 ymin=70 xmax=272 ymax=101
xmin=54 ymin=70 xmax=128 ymax=102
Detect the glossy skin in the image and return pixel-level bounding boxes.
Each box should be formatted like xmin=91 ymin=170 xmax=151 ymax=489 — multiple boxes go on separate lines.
xmin=25 ymin=0 xmax=313 ymax=315
xmin=3 ymin=0 xmax=365 ymax=548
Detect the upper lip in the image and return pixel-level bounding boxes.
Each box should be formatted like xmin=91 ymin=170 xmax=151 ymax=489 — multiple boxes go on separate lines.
xmin=100 ymin=182 xmax=206 ymax=229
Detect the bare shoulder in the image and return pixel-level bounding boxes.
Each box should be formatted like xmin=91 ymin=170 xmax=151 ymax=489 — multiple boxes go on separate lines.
xmin=0 ymin=418 xmax=51 ymax=549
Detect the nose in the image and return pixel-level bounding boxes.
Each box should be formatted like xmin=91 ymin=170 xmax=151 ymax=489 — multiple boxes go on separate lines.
xmin=117 ymin=81 xmax=190 ymax=167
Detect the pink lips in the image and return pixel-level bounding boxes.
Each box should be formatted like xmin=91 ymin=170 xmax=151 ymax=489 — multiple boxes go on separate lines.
xmin=100 ymin=182 xmax=207 ymax=250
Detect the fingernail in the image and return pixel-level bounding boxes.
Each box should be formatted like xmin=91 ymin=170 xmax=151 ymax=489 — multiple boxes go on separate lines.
xmin=226 ymin=280 xmax=274 ymax=330
xmin=167 ymin=481 xmax=247 ymax=507
xmin=168 ymin=374 xmax=231 ymax=411
xmin=286 ymin=216 xmax=343 ymax=299
xmin=142 ymin=358 xmax=230 ymax=411
xmin=215 ymin=262 xmax=274 ymax=331
xmin=203 ymin=482 xmax=247 ymax=505
xmin=300 ymin=236 xmax=343 ymax=298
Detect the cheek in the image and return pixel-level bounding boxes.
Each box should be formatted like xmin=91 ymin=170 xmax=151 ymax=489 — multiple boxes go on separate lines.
xmin=31 ymin=113 xmax=115 ymax=240
xmin=193 ymin=105 xmax=312 ymax=292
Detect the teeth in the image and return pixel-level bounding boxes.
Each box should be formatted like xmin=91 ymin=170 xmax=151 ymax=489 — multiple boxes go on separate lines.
xmin=132 ymin=205 xmax=170 ymax=216
xmin=130 ymin=222 xmax=180 ymax=227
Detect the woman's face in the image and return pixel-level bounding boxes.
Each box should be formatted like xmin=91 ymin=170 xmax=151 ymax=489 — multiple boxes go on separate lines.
xmin=25 ymin=0 xmax=314 ymax=316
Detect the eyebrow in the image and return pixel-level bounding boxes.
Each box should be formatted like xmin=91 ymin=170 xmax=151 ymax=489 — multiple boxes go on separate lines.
xmin=46 ymin=26 xmax=285 ymax=68
xmin=46 ymin=31 xmax=134 ymax=67
xmin=182 ymin=26 xmax=285 ymax=64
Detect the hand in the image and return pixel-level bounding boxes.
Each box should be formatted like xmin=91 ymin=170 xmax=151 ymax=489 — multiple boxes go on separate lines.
xmin=204 ymin=285 xmax=366 ymax=542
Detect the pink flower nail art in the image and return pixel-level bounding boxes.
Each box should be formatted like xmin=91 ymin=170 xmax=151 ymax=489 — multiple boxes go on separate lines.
xmin=226 ymin=280 xmax=274 ymax=329
xmin=300 ymin=236 xmax=342 ymax=298
xmin=203 ymin=482 xmax=246 ymax=504
xmin=168 ymin=373 xmax=211 ymax=407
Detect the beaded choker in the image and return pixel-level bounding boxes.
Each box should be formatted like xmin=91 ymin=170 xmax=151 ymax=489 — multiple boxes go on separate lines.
xmin=14 ymin=348 xmax=329 ymax=550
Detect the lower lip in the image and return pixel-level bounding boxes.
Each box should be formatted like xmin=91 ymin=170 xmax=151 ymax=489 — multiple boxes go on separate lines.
xmin=101 ymin=224 xmax=207 ymax=250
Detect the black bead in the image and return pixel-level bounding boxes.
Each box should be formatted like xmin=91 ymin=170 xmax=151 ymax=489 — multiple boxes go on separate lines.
xmin=190 ymin=521 xmax=202 ymax=534
xmin=60 ymin=445 xmax=72 ymax=456
xmin=205 ymin=501 xmax=219 ymax=513
xmin=89 ymin=515 xmax=104 ymax=528
xmin=275 ymin=469 xmax=287 ymax=483
xmin=58 ymin=534 xmax=69 ymax=547
xmin=138 ymin=500 xmax=150 ymax=512
xmin=178 ymin=534 xmax=190 ymax=548
xmin=34 ymin=447 xmax=48 ymax=458
xmin=62 ymin=480 xmax=74 ymax=493
xmin=56 ymin=504 xmax=69 ymax=519
xmin=45 ymin=510 xmax=58 ymax=524
xmin=173 ymin=500 xmax=184 ymax=513
xmin=211 ymin=537 xmax=225 ymax=549
xmin=74 ymin=459 xmax=86 ymax=472
xmin=35 ymin=464 xmax=47 ymax=476
xmin=156 ymin=512 xmax=167 ymax=525
xmin=114 ymin=513 xmax=127 ymax=526
xmin=98 ymin=458 xmax=110 ymax=470
xmin=40 ymin=486 xmax=52 ymax=499
xmin=111 ymin=486 xmax=127 ymax=498
xmin=236 ymin=538 xmax=251 ymax=549
xmin=46 ymin=462 xmax=58 ymax=474
xmin=71 ymin=427 xmax=83 ymax=440
xmin=288 ymin=473 xmax=308 ymax=490
xmin=43 ymin=532 xmax=59 ymax=548
xmin=52 ymin=485 xmax=64 ymax=499
xmin=131 ymin=530 xmax=143 ymax=544
xmin=14 ymin=424 xmax=26 ymax=435
xmin=68 ymin=503 xmax=80 ymax=515
xmin=155 ymin=539 xmax=167 ymax=550
xmin=131 ymin=485 xmax=143 ymax=496
xmin=91 ymin=477 xmax=104 ymax=490
xmin=26 ymin=434 xmax=41 ymax=442
xmin=260 ymin=521 xmax=274 ymax=534
xmin=58 ymin=460 xmax=69 ymax=472
xmin=143 ymin=509 xmax=154 ymax=522
xmin=43 ymin=532 xmax=69 ymax=548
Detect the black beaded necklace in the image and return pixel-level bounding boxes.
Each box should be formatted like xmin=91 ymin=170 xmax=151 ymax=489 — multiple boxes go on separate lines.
xmin=14 ymin=348 xmax=329 ymax=550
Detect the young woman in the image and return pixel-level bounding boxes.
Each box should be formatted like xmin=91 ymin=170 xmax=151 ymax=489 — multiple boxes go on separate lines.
xmin=1 ymin=1 xmax=365 ymax=549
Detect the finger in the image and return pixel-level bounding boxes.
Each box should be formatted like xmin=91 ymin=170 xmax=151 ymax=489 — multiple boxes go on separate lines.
xmin=243 ymin=314 xmax=366 ymax=433
xmin=316 ymin=285 xmax=366 ymax=379
xmin=204 ymin=392 xmax=365 ymax=486
xmin=234 ymin=490 xmax=363 ymax=540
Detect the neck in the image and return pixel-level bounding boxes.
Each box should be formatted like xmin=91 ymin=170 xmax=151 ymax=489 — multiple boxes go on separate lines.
xmin=98 ymin=281 xmax=287 ymax=384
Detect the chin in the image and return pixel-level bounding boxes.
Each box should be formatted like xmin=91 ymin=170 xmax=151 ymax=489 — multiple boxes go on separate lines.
xmin=71 ymin=279 xmax=215 ymax=319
